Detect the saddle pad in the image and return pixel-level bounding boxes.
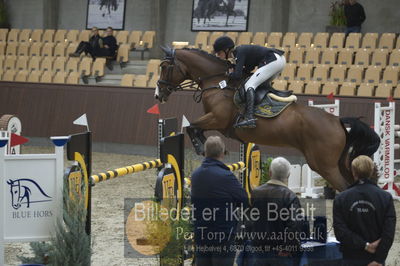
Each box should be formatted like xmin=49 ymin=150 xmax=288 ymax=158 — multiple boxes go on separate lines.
xmin=234 ymin=91 xmax=294 ymax=118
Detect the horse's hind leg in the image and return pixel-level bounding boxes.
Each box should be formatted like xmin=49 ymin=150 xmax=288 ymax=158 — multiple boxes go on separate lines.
xmin=187 ymin=126 xmax=206 ymax=155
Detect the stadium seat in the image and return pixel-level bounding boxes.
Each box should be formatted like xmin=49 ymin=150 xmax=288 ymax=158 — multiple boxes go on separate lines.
xmin=313 ymin=32 xmax=329 ymax=48
xmin=41 ymin=57 xmax=54 ymax=71
xmin=389 ymin=49 xmax=400 ymax=66
xmin=337 ymin=48 xmax=354 ymax=65
xmin=320 ymin=48 xmax=337 ymax=65
xmin=78 ymin=30 xmax=91 ymax=43
xmin=133 ymin=74 xmax=147 ymax=87
xmin=6 ymin=42 xmax=17 ymax=56
xmin=364 ymin=66 xmax=382 ymax=85
xmin=357 ymin=83 xmax=374 ymax=97
xmin=339 ymin=82 xmax=356 ymax=96
xmin=237 ymin=32 xmax=252 ymax=45
xmin=53 ymin=71 xmax=67 ymax=83
xmin=0 ymin=57 xmax=3 ymax=69
xmin=40 ymin=70 xmax=53 ymax=83
xmin=54 ymin=29 xmax=67 ymax=43
xmin=4 ymin=56 xmax=16 ymax=70
xmin=297 ymin=32 xmax=313 ymax=48
xmin=279 ymin=63 xmax=296 ymax=81
xmin=14 ymin=70 xmax=28 ymax=82
xmin=2 ymin=70 xmax=16 ymax=81
xmin=28 ymin=56 xmax=41 ymax=71
xmin=17 ymin=42 xmax=30 ymax=56
xmin=66 ymin=42 xmax=78 ymax=56
xmin=15 ymin=56 xmax=28 ymax=71
xmin=375 ymin=83 xmax=392 ymax=97
xmin=345 ymin=33 xmax=361 ymax=49
xmin=361 ymin=33 xmax=378 ymax=49
xmin=115 ymin=30 xmax=129 ymax=45
xmin=66 ymin=57 xmax=79 ymax=73
xmin=0 ymin=42 xmax=5 ymax=55
xmin=296 ymin=64 xmax=312 ymax=81
xmin=43 ymin=42 xmax=56 ymax=57
xmin=0 ymin=28 xmax=8 ymax=42
xmin=371 ymin=49 xmax=388 ymax=67
xmin=30 ymin=29 xmax=43 ymax=43
xmin=252 ymin=32 xmax=267 ymax=46
xmin=330 ymin=65 xmax=346 ymax=83
xmin=146 ymin=59 xmax=160 ymax=80
xmin=29 ymin=42 xmax=43 ymax=56
xmin=304 ymin=48 xmax=320 ymax=65
xmin=225 ymin=32 xmax=238 ymax=43
xmin=7 ymin=29 xmax=19 ymax=42
xmin=117 ymin=44 xmax=130 ymax=65
xmin=382 ymin=66 xmax=399 ymax=85
xmin=53 ymin=56 xmax=66 ymax=72
xmin=19 ymin=29 xmax=32 ymax=43
xmin=66 ymin=71 xmax=80 ymax=84
xmin=321 ymin=81 xmax=339 ymax=95
xmin=394 ymin=84 xmax=400 ymax=98
xmin=272 ymin=79 xmax=288 ymax=91
xmin=313 ymin=64 xmax=329 ymax=82
xmin=93 ymin=58 xmax=106 ymax=79
xmin=282 ymin=32 xmax=297 ymax=49
xmin=128 ymin=31 xmax=142 ymax=49
xmin=267 ymin=32 xmax=282 ymax=48
xmin=79 ymin=56 xmax=92 ymax=77
xmin=346 ymin=65 xmax=364 ymax=85
xmin=288 ymin=48 xmax=304 ymax=65
xmin=329 ymin=33 xmax=345 ymax=48
xmin=396 ymin=36 xmax=400 ymax=50
xmin=121 ymin=74 xmax=135 ymax=86
xmin=27 ymin=70 xmax=41 ymax=82
xmin=53 ymin=43 xmax=66 ymax=57
xmin=304 ymin=81 xmax=321 ymax=94
xmin=147 ymin=75 xmax=158 ymax=88
xmin=288 ymin=80 xmax=304 ymax=94
xmin=378 ymin=33 xmax=395 ymax=51
xmin=354 ymin=48 xmax=371 ymax=67
xmin=42 ymin=29 xmax=55 ymax=43
xmin=194 ymin=31 xmax=209 ymax=49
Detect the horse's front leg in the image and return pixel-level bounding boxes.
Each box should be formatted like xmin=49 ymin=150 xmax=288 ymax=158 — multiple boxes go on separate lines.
xmin=186 ymin=112 xmax=221 ymax=155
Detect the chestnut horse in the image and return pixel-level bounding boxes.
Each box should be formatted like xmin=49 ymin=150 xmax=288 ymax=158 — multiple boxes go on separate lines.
xmin=155 ymin=47 xmax=380 ymax=191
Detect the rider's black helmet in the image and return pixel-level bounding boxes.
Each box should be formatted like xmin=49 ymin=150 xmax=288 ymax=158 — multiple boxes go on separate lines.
xmin=213 ymin=36 xmax=235 ymax=53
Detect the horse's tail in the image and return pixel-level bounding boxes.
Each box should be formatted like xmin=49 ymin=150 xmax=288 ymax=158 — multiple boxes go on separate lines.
xmin=338 ymin=117 xmax=380 ymax=183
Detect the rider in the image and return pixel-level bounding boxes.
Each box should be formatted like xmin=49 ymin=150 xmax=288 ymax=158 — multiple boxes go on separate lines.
xmin=213 ymin=36 xmax=286 ymax=128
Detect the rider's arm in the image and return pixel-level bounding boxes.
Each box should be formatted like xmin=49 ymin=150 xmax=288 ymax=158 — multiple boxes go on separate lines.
xmin=229 ymin=51 xmax=245 ymax=80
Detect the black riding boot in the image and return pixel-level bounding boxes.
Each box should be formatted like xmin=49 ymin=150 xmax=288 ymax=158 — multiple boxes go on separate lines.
xmin=235 ymin=88 xmax=257 ymax=128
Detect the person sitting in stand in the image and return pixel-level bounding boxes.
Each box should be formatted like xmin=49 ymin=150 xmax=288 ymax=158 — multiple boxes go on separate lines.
xmin=96 ymin=26 xmax=118 ymax=58
xmin=69 ymin=27 xmax=101 ymax=58
xmin=213 ymin=36 xmax=287 ymax=129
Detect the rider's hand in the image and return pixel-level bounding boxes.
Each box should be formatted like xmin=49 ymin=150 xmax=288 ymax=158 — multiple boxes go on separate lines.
xmin=228 ymin=68 xmax=234 ymax=73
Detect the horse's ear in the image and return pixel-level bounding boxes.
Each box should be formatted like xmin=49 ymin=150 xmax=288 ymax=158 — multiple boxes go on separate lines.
xmin=160 ymin=45 xmax=170 ymax=55
xmin=7 ymin=179 xmax=12 ymax=185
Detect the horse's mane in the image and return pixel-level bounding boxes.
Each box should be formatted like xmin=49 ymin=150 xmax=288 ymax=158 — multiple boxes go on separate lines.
xmin=181 ymin=48 xmax=228 ymax=66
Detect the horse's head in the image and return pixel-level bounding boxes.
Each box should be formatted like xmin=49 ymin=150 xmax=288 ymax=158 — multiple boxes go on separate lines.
xmin=7 ymin=179 xmax=21 ymax=209
xmin=155 ymin=46 xmax=188 ymax=103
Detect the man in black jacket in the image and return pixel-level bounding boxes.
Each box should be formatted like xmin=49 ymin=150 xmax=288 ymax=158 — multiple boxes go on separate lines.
xmin=97 ymin=26 xmax=118 ymax=57
xmin=248 ymin=157 xmax=303 ymax=266
xmin=191 ymin=136 xmax=248 ymax=266
xmin=344 ymin=0 xmax=366 ymax=34
xmin=333 ymin=155 xmax=396 ymax=266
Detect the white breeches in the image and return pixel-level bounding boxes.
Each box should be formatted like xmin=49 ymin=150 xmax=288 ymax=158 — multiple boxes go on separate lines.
xmin=245 ymin=53 xmax=286 ymax=91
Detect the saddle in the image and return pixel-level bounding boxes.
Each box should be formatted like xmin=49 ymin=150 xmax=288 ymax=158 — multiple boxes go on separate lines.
xmin=234 ymin=83 xmax=297 ymax=118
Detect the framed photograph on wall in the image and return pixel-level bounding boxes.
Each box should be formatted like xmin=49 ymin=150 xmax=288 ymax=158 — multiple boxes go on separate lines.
xmin=86 ymin=0 xmax=126 ymax=30
xmin=191 ymin=0 xmax=250 ymax=31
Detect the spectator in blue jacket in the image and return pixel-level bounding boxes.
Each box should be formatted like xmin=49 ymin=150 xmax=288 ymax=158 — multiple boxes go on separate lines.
xmin=191 ymin=136 xmax=248 ymax=266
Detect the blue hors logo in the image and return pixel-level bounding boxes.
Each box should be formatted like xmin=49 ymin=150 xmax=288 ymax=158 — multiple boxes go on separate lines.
xmin=7 ymin=179 xmax=52 ymax=210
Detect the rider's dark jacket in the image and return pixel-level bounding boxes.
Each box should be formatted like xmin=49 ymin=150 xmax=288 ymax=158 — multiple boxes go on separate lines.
xmin=333 ymin=178 xmax=396 ymax=264
xmin=229 ymin=45 xmax=285 ymax=80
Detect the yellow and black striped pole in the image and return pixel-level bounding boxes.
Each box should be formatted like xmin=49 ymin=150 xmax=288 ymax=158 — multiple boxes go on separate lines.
xmin=227 ymin=161 xmax=245 ymax=171
xmin=90 ymin=159 xmax=162 ymax=184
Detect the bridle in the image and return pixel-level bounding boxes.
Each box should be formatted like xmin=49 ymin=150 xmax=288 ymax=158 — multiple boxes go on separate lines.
xmin=157 ymin=49 xmax=231 ymax=102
